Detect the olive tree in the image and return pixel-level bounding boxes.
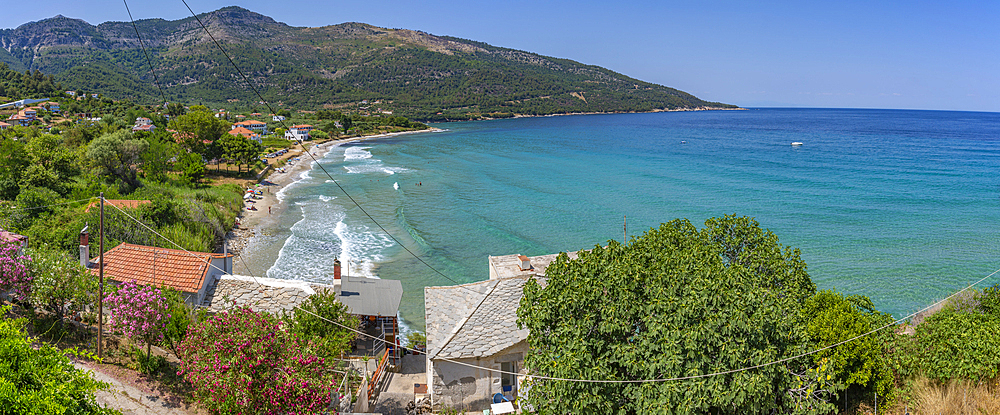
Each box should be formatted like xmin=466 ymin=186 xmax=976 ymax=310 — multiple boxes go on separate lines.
xmin=86 ymin=129 xmax=149 ymax=191
xmin=517 ymin=215 xmax=818 ymax=415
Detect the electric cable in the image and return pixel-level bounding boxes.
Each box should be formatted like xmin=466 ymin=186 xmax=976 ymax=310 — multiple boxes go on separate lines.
xmin=107 ymin=197 xmax=1000 ymax=382
xmin=122 ymin=0 xmax=168 ymax=105
xmin=0 ymin=197 xmax=94 ymax=213
xmin=132 ymin=1 xmax=1000 ymax=383
xmin=178 ymin=0 xmax=476 ymax=290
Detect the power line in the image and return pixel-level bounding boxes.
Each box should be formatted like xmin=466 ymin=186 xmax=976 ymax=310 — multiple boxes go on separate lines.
xmin=178 ymin=0 xmax=478 ymax=291
xmin=0 ymin=197 xmax=94 ymax=213
xmin=122 ymin=0 xmax=168 ymax=105
xmin=164 ymin=0 xmax=1000 ymax=383
xmin=106 ymin=196 xmax=1000 ymax=382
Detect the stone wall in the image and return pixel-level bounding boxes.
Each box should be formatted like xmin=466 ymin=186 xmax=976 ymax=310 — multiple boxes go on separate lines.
xmin=428 ymin=342 xmax=528 ymax=411
xmin=203 ymin=275 xmax=335 ymax=315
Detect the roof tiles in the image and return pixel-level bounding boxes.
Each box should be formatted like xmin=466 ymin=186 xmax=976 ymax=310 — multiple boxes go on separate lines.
xmin=425 ymin=275 xmax=533 ymax=360
xmin=93 ymin=243 xmax=229 ymax=293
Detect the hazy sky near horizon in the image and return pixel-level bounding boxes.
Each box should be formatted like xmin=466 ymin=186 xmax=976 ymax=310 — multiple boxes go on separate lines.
xmin=2 ymin=1 xmax=997 ymax=112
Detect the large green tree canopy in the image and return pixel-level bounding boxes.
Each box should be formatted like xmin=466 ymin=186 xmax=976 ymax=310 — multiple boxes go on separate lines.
xmin=166 ymin=106 xmax=229 ymax=154
xmin=517 ymin=215 xmax=818 ymax=415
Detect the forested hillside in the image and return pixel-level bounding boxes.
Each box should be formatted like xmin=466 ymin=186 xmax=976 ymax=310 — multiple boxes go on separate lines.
xmin=0 ymin=7 xmax=736 ymax=120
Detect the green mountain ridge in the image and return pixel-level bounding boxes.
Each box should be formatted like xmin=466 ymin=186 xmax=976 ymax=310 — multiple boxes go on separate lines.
xmin=0 ymin=7 xmax=737 ymax=119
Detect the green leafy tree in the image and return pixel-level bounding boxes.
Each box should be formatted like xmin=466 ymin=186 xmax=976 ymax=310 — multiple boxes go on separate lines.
xmin=219 ymin=135 xmax=262 ymax=173
xmin=167 ymin=107 xmax=229 ymax=154
xmin=0 ymin=305 xmax=117 ymax=414
xmin=140 ymin=132 xmax=179 ymax=183
xmin=14 ymin=187 xmax=62 ymax=229
xmin=284 ymin=290 xmax=358 ymax=359
xmin=27 ymin=247 xmax=97 ymax=327
xmin=898 ymin=289 xmax=1000 ymax=383
xmin=23 ymin=134 xmax=77 ymax=195
xmin=801 ymin=290 xmax=895 ymax=409
xmin=86 ymin=129 xmax=149 ymax=192
xmin=165 ymin=102 xmax=186 ymax=118
xmin=309 ymin=129 xmax=329 ymax=140
xmin=176 ymin=153 xmax=205 ymax=184
xmin=0 ymin=139 xmax=29 ymax=200
xmin=517 ymin=215 xmax=817 ymax=415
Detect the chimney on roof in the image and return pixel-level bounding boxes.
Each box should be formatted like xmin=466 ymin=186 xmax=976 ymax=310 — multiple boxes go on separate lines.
xmin=79 ymin=224 xmax=90 ymax=268
xmin=518 ymin=255 xmax=531 ymax=271
xmin=334 ymin=258 xmax=341 ymax=280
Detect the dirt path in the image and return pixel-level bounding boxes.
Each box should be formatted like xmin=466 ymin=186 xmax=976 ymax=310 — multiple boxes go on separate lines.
xmin=71 ymin=359 xmax=203 ymax=415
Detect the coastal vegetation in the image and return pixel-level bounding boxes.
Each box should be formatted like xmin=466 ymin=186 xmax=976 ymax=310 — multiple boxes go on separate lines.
xmin=0 ymin=305 xmax=116 ymax=414
xmin=0 ymin=7 xmax=736 ymax=121
xmin=519 ymin=215 xmax=1000 ymax=414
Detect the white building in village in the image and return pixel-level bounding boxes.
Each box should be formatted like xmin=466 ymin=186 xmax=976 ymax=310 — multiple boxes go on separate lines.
xmin=424 ymin=251 xmax=579 ymax=411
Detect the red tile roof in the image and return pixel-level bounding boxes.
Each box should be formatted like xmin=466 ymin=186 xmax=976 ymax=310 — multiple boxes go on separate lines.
xmin=84 ymin=199 xmax=151 ymax=213
xmin=229 ymin=126 xmax=257 ymax=138
xmin=233 ymin=120 xmax=265 ymax=126
xmin=93 ymin=243 xmax=231 ymax=293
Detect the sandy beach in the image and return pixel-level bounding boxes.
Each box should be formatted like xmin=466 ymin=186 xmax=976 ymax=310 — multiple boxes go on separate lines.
xmin=226 ymin=128 xmax=441 ymax=273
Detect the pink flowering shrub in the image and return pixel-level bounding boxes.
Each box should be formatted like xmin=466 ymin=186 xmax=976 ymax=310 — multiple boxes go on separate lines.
xmin=104 ymin=280 xmax=170 ymax=354
xmin=177 ymin=307 xmax=337 ymax=415
xmin=0 ymin=239 xmax=31 ymax=302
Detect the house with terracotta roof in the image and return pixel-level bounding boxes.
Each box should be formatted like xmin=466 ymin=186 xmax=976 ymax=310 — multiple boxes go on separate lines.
xmin=228 ymin=126 xmax=262 ymax=143
xmin=93 ymin=243 xmax=233 ymax=305
xmin=8 ymin=113 xmax=32 ymax=126
xmin=232 ymin=119 xmax=268 ymax=134
xmin=0 ymin=121 xmax=9 ymax=130
xmin=132 ymin=116 xmax=156 ymax=132
xmin=44 ymin=102 xmax=60 ymax=113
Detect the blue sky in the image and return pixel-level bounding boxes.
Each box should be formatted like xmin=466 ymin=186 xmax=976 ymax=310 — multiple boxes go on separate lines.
xmin=2 ymin=1 xmax=997 ymax=112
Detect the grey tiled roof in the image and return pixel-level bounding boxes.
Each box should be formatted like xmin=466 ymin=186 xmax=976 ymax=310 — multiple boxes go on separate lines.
xmin=488 ymin=251 xmax=580 ymax=280
xmin=425 ymin=275 xmax=535 ymax=359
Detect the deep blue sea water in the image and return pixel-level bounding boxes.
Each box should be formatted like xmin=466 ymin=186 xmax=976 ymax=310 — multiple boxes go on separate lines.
xmin=259 ymin=108 xmax=1000 ymax=330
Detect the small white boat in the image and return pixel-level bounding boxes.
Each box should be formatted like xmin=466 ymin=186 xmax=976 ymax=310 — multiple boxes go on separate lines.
xmin=791 ymin=142 xmax=803 ymax=146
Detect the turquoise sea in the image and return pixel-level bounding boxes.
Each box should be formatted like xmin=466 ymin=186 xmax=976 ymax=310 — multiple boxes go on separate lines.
xmin=246 ymin=108 xmax=1000 ymax=331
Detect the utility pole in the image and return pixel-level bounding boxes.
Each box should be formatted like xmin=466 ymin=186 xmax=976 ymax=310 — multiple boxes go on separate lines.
xmin=98 ymin=193 xmax=104 ymax=359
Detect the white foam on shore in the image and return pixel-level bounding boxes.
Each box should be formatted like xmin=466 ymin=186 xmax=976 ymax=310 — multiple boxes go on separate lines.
xmin=332 ymin=219 xmax=390 ymax=279
xmin=267 ymin=197 xmax=393 ymax=283
xmin=319 ymin=195 xmax=336 ymax=202
xmin=275 ymin=169 xmax=311 ymax=202
xmin=341 ymin=145 xmax=407 ymax=176
xmin=344 ymin=146 xmax=373 ymax=161
xmin=393 ymin=182 xmax=399 ymax=190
